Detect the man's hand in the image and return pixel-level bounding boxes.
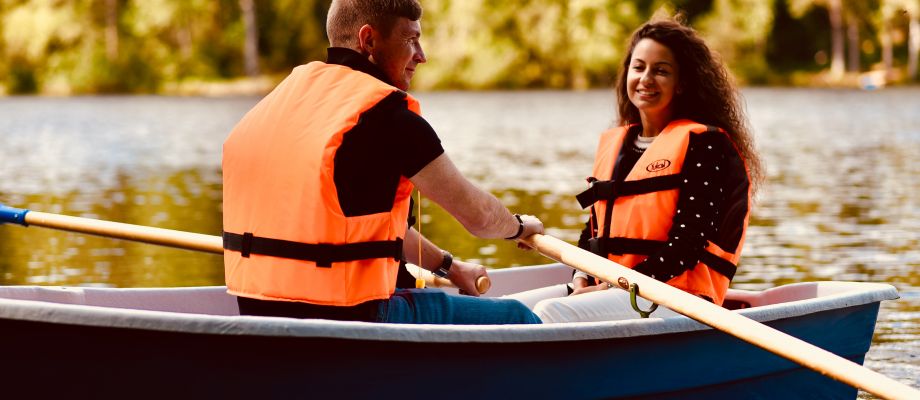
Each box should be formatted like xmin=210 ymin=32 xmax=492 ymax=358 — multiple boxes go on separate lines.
xmin=515 ymin=214 xmax=545 ymax=250
xmin=447 ymin=259 xmax=488 ymax=297
xmin=520 ymin=214 xmax=544 ymax=237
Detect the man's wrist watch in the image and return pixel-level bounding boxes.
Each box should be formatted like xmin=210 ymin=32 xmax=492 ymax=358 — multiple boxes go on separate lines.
xmin=433 ymin=251 xmax=453 ymax=278
xmin=504 ymin=214 xmax=525 ymax=240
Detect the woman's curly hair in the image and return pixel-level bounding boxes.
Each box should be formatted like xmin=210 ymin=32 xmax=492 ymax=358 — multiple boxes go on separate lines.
xmin=615 ymin=16 xmax=764 ymax=193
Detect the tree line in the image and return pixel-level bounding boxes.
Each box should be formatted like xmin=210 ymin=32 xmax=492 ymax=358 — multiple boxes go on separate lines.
xmin=1 ymin=0 xmax=918 ymax=95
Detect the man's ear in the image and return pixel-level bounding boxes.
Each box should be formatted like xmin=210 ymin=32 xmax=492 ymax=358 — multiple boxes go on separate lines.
xmin=357 ymin=24 xmax=375 ymax=54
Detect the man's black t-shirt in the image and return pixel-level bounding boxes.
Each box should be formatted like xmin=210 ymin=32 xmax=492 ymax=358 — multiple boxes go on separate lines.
xmin=328 ymin=47 xmax=444 ymax=217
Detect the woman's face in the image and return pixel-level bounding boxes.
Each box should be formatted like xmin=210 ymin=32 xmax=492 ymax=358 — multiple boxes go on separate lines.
xmin=627 ymin=38 xmax=680 ymax=122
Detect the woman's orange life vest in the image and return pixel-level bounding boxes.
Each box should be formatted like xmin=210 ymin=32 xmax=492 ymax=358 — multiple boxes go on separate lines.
xmin=576 ymin=120 xmax=752 ymax=305
xmin=222 ymin=62 xmax=420 ymax=306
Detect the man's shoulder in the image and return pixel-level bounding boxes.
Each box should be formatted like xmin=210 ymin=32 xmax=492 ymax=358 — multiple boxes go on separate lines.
xmin=367 ymin=92 xmax=428 ymax=126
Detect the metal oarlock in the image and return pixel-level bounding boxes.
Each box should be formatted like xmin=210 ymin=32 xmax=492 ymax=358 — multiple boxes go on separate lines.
xmin=629 ymin=283 xmax=659 ymax=318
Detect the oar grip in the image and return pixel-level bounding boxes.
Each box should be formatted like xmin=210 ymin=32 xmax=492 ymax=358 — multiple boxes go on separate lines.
xmin=423 ymin=270 xmax=491 ymax=295
xmin=443 ymin=275 xmax=491 ymax=294
xmin=0 ymin=204 xmax=29 ymax=226
xmin=475 ymin=276 xmax=491 ymax=294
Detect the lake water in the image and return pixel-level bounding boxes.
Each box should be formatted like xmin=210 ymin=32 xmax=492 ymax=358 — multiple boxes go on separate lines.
xmin=0 ymin=88 xmax=917 ymax=394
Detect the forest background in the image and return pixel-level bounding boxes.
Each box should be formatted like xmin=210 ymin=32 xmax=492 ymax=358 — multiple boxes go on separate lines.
xmin=1 ymin=0 xmax=918 ymax=95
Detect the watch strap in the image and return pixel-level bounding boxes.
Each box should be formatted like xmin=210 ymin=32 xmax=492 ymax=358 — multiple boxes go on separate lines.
xmin=504 ymin=214 xmax=525 ymax=240
xmin=433 ymin=251 xmax=453 ymax=278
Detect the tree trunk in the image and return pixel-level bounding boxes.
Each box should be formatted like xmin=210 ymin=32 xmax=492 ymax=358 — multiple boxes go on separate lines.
xmin=177 ymin=26 xmax=193 ymax=61
xmin=846 ymin=12 xmax=860 ymax=73
xmin=105 ymin=0 xmax=118 ymax=62
xmin=910 ymin=9 xmax=919 ymax=80
xmin=881 ymin=25 xmax=893 ymax=76
xmin=828 ymin=0 xmax=845 ymax=78
xmin=239 ymin=0 xmax=260 ymax=77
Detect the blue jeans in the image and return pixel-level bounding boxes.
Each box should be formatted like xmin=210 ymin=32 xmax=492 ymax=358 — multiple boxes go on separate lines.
xmin=378 ymin=288 xmax=542 ymax=325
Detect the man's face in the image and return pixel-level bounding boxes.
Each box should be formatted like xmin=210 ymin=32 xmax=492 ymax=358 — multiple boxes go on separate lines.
xmin=369 ymin=18 xmax=426 ymax=91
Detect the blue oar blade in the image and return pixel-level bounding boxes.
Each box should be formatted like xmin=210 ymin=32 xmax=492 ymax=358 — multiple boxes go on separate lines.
xmin=0 ymin=204 xmax=29 ymax=226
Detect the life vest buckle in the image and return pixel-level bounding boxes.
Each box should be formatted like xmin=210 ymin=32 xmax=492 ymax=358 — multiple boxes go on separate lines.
xmin=587 ymin=238 xmax=603 ymax=256
xmin=577 ymin=180 xmax=617 ymax=209
xmin=393 ymin=237 xmax=404 ymax=262
xmin=241 ymin=232 xmax=254 ymax=258
xmin=314 ymin=255 xmax=333 ymax=268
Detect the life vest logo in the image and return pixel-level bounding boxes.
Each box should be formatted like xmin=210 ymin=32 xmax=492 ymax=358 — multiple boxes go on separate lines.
xmin=646 ymin=159 xmax=671 ymax=172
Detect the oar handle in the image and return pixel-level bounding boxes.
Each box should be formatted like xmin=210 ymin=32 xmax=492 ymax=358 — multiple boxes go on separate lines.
xmin=1 ymin=205 xmax=488 ymax=294
xmin=412 ymin=268 xmax=491 ymax=295
xmin=520 ymin=233 xmax=920 ymax=400
xmin=476 ymin=276 xmax=492 ymax=294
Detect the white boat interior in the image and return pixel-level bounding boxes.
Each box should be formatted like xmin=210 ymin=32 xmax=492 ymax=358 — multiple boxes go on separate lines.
xmin=0 ymin=263 xmax=899 ymax=343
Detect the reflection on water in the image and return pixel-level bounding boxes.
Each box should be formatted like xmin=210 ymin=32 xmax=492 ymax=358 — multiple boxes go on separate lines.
xmin=0 ymin=89 xmax=918 ymax=390
xmin=0 ymin=170 xmax=224 ymax=286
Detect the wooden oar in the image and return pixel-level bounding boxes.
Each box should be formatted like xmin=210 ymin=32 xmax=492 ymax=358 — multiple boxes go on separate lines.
xmin=520 ymin=233 xmax=920 ymax=400
xmin=0 ymin=204 xmax=489 ymax=294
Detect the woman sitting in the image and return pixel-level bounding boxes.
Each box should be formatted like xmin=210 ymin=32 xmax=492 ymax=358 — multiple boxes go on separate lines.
xmin=509 ymin=16 xmax=763 ymax=323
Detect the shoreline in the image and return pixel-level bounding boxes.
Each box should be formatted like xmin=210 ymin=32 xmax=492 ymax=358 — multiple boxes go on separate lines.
xmin=1 ymin=73 xmax=917 ymax=97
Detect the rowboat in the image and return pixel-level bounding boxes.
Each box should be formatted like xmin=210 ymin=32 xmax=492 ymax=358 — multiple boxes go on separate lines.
xmin=0 ymin=262 xmax=898 ymax=399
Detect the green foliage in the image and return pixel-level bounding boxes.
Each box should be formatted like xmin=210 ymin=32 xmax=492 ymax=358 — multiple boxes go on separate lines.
xmin=0 ymin=0 xmax=917 ymax=93
xmin=257 ymin=0 xmax=329 ymax=72
xmin=767 ymin=0 xmax=831 ymax=72
xmin=696 ymin=0 xmax=776 ymax=84
xmin=6 ymin=56 xmax=39 ymax=94
xmin=418 ymin=0 xmax=644 ymax=89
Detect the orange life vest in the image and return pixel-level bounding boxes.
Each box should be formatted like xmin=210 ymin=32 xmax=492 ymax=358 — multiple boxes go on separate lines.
xmin=575 ymin=120 xmax=752 ymax=305
xmin=222 ymin=62 xmax=419 ymax=306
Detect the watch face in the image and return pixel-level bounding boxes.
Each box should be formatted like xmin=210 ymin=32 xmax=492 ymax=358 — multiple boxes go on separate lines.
xmin=439 ymin=252 xmax=453 ymax=271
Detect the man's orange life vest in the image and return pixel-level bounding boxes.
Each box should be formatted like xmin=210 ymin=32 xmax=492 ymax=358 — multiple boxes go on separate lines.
xmin=575 ymin=120 xmax=752 ymax=305
xmin=222 ymin=62 xmax=420 ymax=306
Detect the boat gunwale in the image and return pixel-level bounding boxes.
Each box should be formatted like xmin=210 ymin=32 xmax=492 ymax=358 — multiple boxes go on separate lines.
xmin=0 ymin=280 xmax=898 ymax=343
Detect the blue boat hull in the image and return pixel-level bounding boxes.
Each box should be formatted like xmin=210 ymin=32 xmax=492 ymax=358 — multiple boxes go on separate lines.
xmin=0 ymin=302 xmax=878 ymax=399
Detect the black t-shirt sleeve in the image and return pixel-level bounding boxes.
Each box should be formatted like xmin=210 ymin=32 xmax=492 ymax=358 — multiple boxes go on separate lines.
xmin=334 ymin=92 xmax=444 ymax=217
xmin=388 ymin=104 xmax=444 ymax=178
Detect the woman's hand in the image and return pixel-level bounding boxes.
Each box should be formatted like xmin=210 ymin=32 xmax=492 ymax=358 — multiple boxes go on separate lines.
xmin=570 ymin=282 xmax=609 ymax=296
xmin=448 ymin=259 xmax=488 ymax=297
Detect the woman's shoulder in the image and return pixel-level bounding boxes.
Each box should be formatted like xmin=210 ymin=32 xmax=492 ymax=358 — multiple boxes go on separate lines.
xmin=687 ymin=126 xmax=743 ymax=157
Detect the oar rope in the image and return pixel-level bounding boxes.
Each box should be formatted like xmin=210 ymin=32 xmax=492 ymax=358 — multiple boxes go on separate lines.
xmin=0 ymin=204 xmax=486 ymax=293
xmin=519 ymin=233 xmax=920 ymax=400
xmin=416 ymin=190 xmax=426 ymax=289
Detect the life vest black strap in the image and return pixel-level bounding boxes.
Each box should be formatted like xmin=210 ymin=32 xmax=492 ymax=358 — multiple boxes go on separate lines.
xmin=587 ymin=237 xmax=737 ymax=280
xmin=698 ymin=252 xmax=738 ymax=281
xmin=588 ymin=237 xmax=662 ymax=256
xmin=222 ymin=231 xmax=403 ymax=268
xmin=576 ymin=174 xmax=684 ymax=209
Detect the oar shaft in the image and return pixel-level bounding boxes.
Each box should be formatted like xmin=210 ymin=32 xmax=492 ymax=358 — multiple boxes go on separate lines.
xmin=1 ymin=205 xmax=488 ymax=294
xmin=521 ymin=233 xmax=920 ymax=400
xmin=25 ymin=210 xmax=224 ymax=254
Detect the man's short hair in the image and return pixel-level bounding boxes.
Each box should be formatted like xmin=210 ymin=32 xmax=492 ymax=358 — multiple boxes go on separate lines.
xmin=326 ymin=0 xmax=423 ymax=49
